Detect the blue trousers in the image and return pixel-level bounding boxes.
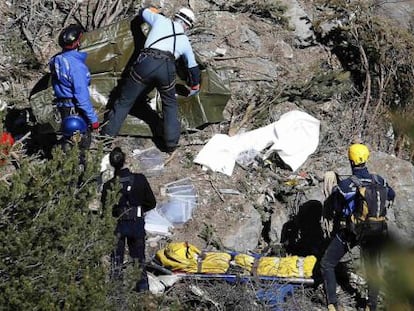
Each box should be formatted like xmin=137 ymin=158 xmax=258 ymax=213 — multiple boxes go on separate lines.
xmin=103 ymin=52 xmax=180 ymax=149
xmin=320 ymin=228 xmax=384 ymax=310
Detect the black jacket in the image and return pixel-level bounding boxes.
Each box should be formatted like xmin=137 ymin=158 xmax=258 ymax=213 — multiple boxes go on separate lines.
xmin=101 ymin=168 xmax=156 ymax=218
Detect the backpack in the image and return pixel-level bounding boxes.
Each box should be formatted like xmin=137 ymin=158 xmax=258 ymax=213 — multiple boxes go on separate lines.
xmin=347 ymin=175 xmax=388 ymax=238
xmin=112 ymin=173 xmax=142 ymax=220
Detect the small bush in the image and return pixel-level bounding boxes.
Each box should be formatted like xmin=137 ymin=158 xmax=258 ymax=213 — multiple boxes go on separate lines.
xmin=0 ymin=145 xmax=116 ymax=309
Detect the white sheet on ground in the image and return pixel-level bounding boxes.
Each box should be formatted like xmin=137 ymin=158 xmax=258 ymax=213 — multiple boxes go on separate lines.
xmin=145 ymin=208 xmax=173 ymax=236
xmin=194 ymin=110 xmax=320 ymax=175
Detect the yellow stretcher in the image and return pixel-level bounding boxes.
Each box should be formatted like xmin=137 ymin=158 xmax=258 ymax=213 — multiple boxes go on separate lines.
xmin=154 ymin=242 xmax=316 ymax=283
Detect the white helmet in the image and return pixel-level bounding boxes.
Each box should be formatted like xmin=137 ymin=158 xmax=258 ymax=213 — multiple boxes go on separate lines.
xmin=175 ymin=7 xmax=195 ymax=28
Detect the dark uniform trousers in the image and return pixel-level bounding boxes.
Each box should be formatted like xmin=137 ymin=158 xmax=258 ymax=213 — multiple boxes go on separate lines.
xmin=103 ymin=48 xmax=180 ymax=149
xmin=321 ymin=223 xmax=387 ymax=311
xmin=112 ymin=217 xmax=148 ymax=292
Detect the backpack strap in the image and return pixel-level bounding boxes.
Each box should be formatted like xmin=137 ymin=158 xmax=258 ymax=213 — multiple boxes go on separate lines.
xmin=118 ymin=173 xmax=141 ymax=219
xmin=351 ymin=175 xmax=378 ymax=187
xmin=349 ymin=175 xmax=362 ymax=188
xmin=370 ymin=174 xmax=385 ymax=186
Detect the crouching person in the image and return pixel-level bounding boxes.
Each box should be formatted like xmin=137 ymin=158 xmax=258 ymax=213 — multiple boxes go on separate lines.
xmin=101 ymin=147 xmax=156 ymax=292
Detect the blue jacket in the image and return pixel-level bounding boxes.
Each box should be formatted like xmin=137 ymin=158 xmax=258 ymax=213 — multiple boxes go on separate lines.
xmin=49 ymin=50 xmax=98 ymax=124
xmin=333 ymin=166 xmax=395 ymax=217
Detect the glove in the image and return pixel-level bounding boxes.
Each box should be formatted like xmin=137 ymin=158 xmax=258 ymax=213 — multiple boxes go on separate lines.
xmin=321 ymin=217 xmax=333 ymax=239
xmin=92 ymin=122 xmax=100 ymax=130
xmin=188 ymin=84 xmax=200 ymax=97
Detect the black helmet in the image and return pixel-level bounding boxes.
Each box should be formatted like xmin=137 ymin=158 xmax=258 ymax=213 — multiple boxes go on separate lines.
xmin=58 ymin=24 xmax=83 ymax=49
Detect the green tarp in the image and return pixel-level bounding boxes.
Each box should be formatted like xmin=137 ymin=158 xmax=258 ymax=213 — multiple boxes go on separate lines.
xmin=29 ymin=17 xmax=231 ymax=136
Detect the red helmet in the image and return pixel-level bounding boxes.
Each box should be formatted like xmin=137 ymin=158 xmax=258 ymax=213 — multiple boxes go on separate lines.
xmin=58 ymin=24 xmax=83 ymax=50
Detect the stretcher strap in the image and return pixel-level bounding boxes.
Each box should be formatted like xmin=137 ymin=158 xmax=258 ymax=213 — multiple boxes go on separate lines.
xmin=298 ymin=257 xmax=304 ymax=278
xmin=197 ymin=252 xmax=205 ymax=273
xmin=251 ymin=258 xmax=259 ymax=277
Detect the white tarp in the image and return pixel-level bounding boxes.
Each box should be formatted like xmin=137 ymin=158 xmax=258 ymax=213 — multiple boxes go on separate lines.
xmin=194 ymin=110 xmax=320 ymax=175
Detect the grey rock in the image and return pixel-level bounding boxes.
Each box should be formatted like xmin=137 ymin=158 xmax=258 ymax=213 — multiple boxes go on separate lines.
xmin=221 ymin=203 xmax=263 ymax=252
xmin=279 ymin=0 xmax=315 ymax=47
xmin=269 ymin=201 xmax=290 ymax=243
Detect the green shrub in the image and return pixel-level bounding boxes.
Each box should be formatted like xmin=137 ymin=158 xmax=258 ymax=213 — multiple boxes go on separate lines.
xmin=0 ymin=145 xmax=116 ymax=310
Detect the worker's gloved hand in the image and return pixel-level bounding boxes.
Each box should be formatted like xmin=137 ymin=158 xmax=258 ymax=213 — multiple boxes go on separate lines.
xmin=92 ymin=122 xmax=100 ymax=133
xmin=187 ymin=84 xmax=200 ymax=97
xmin=321 ymin=217 xmax=333 ymax=239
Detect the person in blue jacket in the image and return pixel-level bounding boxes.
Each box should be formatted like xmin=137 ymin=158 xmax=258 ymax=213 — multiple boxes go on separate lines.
xmin=321 ymin=143 xmax=395 ymax=311
xmin=102 ymin=7 xmax=201 ymax=153
xmin=49 ymin=24 xmax=99 ymax=148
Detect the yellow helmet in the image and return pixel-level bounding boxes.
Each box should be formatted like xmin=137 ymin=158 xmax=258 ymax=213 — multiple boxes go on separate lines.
xmin=348 ymin=143 xmax=370 ymax=166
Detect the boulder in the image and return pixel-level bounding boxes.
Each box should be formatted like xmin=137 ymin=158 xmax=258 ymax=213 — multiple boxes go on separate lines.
xmin=269 ymin=200 xmax=290 ymax=243
xmin=279 ymin=0 xmax=315 ymax=47
xmin=369 ymin=152 xmax=414 ymax=246
xmin=221 ymin=203 xmax=263 ymax=252
xmin=374 ymin=0 xmax=414 ymax=29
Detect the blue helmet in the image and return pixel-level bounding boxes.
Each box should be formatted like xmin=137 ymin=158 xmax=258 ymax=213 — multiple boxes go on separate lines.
xmin=61 ymin=115 xmax=87 ymax=137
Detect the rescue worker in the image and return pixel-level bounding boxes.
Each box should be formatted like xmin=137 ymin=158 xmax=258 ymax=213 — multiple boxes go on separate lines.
xmin=49 ymin=24 xmax=99 ymax=149
xmin=321 ymin=144 xmax=395 ymax=311
xmin=101 ymin=147 xmax=156 ymax=292
xmin=102 ymin=7 xmax=201 ymax=153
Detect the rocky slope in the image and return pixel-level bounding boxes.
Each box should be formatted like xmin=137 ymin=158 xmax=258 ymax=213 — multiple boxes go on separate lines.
xmin=132 ymin=0 xmax=414 ymax=252
xmin=2 ymin=0 xmax=414 ymax=309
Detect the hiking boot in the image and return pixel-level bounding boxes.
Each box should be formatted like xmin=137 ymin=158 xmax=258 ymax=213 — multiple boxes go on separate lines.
xmin=327 ymin=304 xmax=336 ymax=311
xmin=327 ymin=304 xmax=344 ymax=311
xmin=164 ymin=145 xmax=177 ymax=154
